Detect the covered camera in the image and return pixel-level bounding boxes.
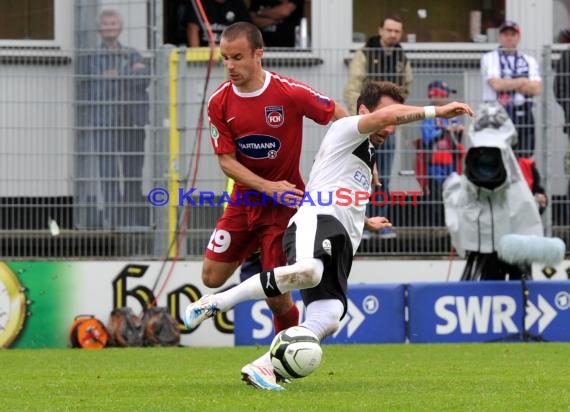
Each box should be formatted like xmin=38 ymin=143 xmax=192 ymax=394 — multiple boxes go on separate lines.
xmin=442 ymin=103 xmax=543 ymax=257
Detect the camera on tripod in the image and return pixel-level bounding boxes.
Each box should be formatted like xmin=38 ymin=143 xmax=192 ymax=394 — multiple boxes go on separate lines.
xmin=442 ymin=103 xmax=547 ymax=281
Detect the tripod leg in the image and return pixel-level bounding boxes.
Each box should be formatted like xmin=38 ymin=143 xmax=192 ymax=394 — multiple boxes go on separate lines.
xmin=461 ymin=252 xmax=476 ymax=281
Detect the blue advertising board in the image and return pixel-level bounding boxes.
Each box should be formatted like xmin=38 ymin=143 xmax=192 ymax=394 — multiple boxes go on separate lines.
xmin=408 ymin=281 xmax=570 ymax=343
xmin=526 ymin=282 xmax=570 ymax=341
xmin=408 ymin=282 xmax=524 ymax=343
xmin=234 ymin=284 xmax=406 ymax=345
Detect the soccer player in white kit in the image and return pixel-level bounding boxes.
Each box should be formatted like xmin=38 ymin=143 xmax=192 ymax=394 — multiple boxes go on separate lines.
xmin=184 ymin=81 xmax=473 ymax=390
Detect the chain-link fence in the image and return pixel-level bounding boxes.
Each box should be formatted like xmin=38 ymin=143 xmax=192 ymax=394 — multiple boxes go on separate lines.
xmin=1 ymin=4 xmax=568 ymax=259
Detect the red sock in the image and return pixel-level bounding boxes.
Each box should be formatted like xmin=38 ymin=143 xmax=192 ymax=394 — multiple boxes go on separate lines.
xmin=273 ymin=304 xmax=299 ymax=333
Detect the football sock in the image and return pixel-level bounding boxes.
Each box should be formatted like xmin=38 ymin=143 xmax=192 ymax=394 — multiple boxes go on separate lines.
xmin=273 ymin=304 xmax=299 ymax=333
xmin=260 ymin=270 xmax=281 ymax=297
xmin=214 ymin=258 xmax=323 ymax=311
xmin=301 ymin=299 xmax=343 ymax=340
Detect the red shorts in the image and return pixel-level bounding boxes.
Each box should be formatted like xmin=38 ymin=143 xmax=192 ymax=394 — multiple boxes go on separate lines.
xmin=204 ymin=202 xmax=295 ymax=270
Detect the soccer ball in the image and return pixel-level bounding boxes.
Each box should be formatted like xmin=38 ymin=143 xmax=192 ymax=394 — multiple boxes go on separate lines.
xmin=270 ymin=326 xmax=322 ymax=379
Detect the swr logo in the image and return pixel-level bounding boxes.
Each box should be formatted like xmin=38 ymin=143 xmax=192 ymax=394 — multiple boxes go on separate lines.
xmin=435 ymin=295 xmax=518 ymax=334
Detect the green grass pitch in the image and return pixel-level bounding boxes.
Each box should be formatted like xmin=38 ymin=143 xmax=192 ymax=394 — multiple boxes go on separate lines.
xmin=1 ymin=343 xmax=569 ymax=411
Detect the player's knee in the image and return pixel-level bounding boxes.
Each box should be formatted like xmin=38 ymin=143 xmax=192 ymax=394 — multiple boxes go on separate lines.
xmin=293 ymin=259 xmax=323 ymax=289
xmin=201 ymin=270 xmax=223 ymax=288
xmin=201 ymin=267 xmax=226 ymax=288
xmin=202 ymin=261 xmax=238 ymax=288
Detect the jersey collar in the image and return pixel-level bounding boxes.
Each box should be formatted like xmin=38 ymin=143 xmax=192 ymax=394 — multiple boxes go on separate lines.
xmin=232 ymin=70 xmax=271 ymax=98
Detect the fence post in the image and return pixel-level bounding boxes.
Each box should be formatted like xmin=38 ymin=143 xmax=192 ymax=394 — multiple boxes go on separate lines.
xmin=541 ymin=44 xmax=553 ymax=237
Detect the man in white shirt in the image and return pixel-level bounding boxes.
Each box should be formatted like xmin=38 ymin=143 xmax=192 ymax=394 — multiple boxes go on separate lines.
xmin=480 ymin=20 xmax=542 ymax=158
xmin=184 ymin=81 xmax=473 ymax=391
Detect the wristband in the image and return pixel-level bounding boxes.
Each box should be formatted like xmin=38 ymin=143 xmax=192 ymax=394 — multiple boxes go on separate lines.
xmin=423 ymin=105 xmax=436 ymax=119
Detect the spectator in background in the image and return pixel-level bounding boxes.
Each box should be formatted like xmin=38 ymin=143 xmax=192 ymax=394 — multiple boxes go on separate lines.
xmin=517 ymin=156 xmax=548 ymax=215
xmin=343 ymin=15 xmax=413 ymax=239
xmin=77 ymin=9 xmax=149 ymax=228
xmin=554 ymin=40 xmax=570 ymax=198
xmin=558 ymin=29 xmax=570 ymax=44
xmin=480 ymin=20 xmax=542 ymax=158
xmin=344 ymin=16 xmax=413 ymax=113
xmin=417 ymin=81 xmax=465 ymax=226
xmin=185 ymin=0 xmax=250 ymax=47
xmin=249 ymin=0 xmax=304 ymax=48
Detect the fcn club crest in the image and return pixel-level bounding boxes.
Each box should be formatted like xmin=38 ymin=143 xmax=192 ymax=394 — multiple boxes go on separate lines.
xmin=265 ymin=106 xmax=284 ymax=128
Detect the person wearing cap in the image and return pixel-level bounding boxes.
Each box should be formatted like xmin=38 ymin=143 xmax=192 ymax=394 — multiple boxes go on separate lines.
xmin=343 ymin=15 xmax=413 ymax=239
xmin=480 ymin=20 xmax=542 ymax=158
xmin=417 ymin=81 xmax=465 ymax=226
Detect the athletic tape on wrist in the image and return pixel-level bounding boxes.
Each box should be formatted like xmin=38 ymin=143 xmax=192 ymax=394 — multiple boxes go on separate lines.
xmin=423 ymin=105 xmax=436 ymax=119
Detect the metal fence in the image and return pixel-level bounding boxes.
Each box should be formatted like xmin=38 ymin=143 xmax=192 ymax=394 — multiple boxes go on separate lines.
xmin=1 ymin=41 xmax=569 ymax=259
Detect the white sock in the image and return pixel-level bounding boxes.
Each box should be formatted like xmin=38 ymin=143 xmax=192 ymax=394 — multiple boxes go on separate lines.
xmin=249 ymin=299 xmax=343 ymax=370
xmin=215 ymin=258 xmax=323 ymax=311
xmin=300 ymin=299 xmax=343 ymax=341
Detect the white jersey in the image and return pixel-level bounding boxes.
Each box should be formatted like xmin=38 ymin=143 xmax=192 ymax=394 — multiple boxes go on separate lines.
xmin=291 ymin=115 xmax=373 ymax=253
xmin=480 ymin=49 xmax=541 ymax=106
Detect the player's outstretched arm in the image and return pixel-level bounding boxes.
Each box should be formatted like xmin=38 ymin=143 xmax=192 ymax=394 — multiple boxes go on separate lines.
xmin=434 ymin=102 xmax=475 ymax=119
xmin=358 ymin=102 xmax=473 ymax=135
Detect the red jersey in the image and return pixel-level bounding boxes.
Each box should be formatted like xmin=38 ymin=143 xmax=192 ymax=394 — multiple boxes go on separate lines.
xmin=207 ymin=70 xmax=335 ymax=192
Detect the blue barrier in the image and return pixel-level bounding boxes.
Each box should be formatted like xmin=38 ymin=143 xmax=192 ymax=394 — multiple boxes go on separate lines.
xmin=234 ymin=281 xmax=570 ymax=344
xmin=526 ymin=282 xmax=570 ymax=341
xmin=234 ymin=284 xmax=406 ymax=345
xmin=408 ymin=282 xmax=524 ymax=342
xmin=408 ymin=282 xmax=570 ymax=342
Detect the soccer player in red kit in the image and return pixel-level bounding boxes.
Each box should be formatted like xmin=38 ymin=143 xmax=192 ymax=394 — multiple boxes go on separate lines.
xmin=199 ymin=22 xmax=347 ymax=384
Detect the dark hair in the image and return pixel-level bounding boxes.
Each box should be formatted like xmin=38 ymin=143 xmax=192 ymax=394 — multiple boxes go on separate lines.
xmin=381 ymin=14 xmax=403 ymax=27
xmin=356 ymin=81 xmax=405 ymax=112
xmin=221 ymin=22 xmax=264 ymax=51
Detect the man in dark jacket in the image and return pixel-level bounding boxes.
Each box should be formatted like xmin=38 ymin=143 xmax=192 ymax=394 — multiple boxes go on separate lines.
xmin=343 ymin=15 xmax=413 ymax=239
xmin=554 ymin=46 xmax=570 ymax=198
xmin=77 ymin=9 xmax=149 ymax=228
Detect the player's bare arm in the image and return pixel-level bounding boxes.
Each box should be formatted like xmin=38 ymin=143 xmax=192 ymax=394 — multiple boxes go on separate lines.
xmin=218 ymin=153 xmax=304 ymax=207
xmin=358 ymin=102 xmax=473 ymax=135
xmin=333 ymin=102 xmax=350 ymax=120
xmin=255 ymin=1 xmax=296 ymax=20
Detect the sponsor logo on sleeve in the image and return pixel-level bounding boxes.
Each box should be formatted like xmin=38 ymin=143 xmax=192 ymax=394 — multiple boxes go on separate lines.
xmin=210 ymin=124 xmax=220 ymax=147
xmin=316 ymin=96 xmax=332 ymax=107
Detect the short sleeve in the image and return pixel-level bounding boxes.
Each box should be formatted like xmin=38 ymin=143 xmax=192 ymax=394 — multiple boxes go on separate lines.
xmin=207 ymin=94 xmax=236 ymax=155
xmin=319 ymin=116 xmax=368 ymax=156
xmin=527 ymin=55 xmax=542 ymax=82
xmin=481 ymin=51 xmax=500 ymax=80
xmin=184 ymin=3 xmax=199 ymax=26
xmin=288 ymin=82 xmax=335 ymax=125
